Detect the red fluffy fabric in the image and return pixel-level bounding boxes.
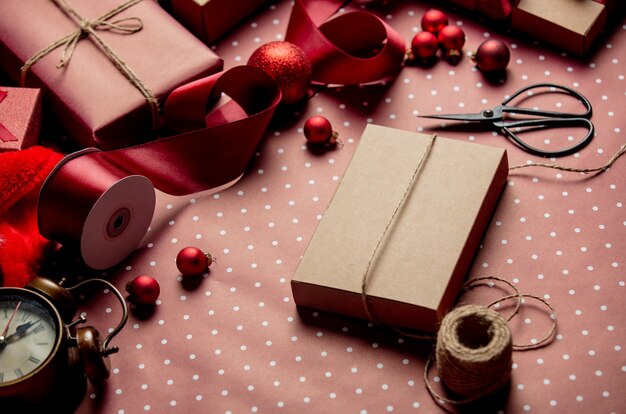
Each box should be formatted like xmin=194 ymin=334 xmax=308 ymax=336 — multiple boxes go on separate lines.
xmin=0 ymin=146 xmax=63 ymax=287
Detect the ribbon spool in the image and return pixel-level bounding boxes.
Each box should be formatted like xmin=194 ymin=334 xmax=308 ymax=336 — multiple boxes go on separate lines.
xmin=37 ymin=65 xmax=281 ymax=270
xmin=38 ymin=149 xmax=156 ymax=270
xmin=435 ymin=304 xmax=513 ymax=398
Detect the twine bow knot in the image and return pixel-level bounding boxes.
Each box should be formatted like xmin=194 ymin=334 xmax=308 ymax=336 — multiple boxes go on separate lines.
xmin=21 ymin=0 xmax=159 ymax=129
xmin=57 ymin=15 xmax=144 ymax=69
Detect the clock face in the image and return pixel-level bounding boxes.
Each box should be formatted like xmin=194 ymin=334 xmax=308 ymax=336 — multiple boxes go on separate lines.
xmin=0 ymin=292 xmax=59 ymax=385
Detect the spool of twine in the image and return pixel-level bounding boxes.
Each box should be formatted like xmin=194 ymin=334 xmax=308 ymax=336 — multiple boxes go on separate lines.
xmin=435 ymin=304 xmax=513 ymax=398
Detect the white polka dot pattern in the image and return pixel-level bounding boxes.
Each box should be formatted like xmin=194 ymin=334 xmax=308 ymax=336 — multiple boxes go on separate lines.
xmin=74 ymin=2 xmax=625 ymax=413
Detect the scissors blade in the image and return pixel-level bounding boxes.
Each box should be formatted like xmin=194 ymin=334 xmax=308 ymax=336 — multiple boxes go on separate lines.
xmin=418 ymin=111 xmax=494 ymax=122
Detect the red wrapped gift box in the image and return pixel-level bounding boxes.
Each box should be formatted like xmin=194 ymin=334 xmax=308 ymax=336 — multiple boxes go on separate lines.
xmin=169 ymin=0 xmax=269 ymax=44
xmin=0 ymin=87 xmax=42 ymax=152
xmin=446 ymin=0 xmax=520 ymax=21
xmin=0 ymin=0 xmax=222 ymax=150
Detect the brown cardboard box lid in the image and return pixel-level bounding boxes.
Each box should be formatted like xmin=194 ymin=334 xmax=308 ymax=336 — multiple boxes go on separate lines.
xmin=292 ymin=124 xmax=508 ymax=331
xmin=512 ymin=0 xmax=606 ymax=55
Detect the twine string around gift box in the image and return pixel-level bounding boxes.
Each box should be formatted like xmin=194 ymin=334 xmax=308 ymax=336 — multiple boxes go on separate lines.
xmin=19 ymin=0 xmax=159 ymax=130
xmin=359 ymin=136 xmax=624 ymax=406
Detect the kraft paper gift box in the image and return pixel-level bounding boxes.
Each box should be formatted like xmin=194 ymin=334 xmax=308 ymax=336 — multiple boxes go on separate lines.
xmin=168 ymin=0 xmax=269 ymax=44
xmin=291 ymin=125 xmax=508 ymax=333
xmin=0 ymin=87 xmax=42 ymax=152
xmin=0 ymin=0 xmax=222 ymax=150
xmin=511 ymin=0 xmax=606 ymax=55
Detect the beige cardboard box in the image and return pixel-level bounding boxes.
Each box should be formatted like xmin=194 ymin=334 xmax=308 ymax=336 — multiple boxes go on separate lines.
xmin=512 ymin=0 xmax=606 ymax=55
xmin=291 ymin=125 xmax=508 ymax=332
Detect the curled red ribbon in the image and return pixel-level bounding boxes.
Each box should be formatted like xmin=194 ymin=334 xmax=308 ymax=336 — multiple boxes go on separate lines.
xmin=38 ymin=65 xmax=281 ymax=266
xmin=0 ymin=91 xmax=19 ymax=142
xmin=286 ymin=0 xmax=406 ymax=85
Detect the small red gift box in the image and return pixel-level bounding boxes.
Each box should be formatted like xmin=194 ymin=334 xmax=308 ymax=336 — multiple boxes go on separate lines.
xmin=0 ymin=87 xmax=42 ymax=152
xmin=0 ymin=0 xmax=222 ymax=150
xmin=169 ymin=0 xmax=269 ymax=44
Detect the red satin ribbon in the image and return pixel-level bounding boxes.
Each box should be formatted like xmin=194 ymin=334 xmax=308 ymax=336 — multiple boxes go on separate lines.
xmin=286 ymin=0 xmax=406 ymax=85
xmin=0 ymin=91 xmax=19 ymax=142
xmin=38 ymin=65 xmax=281 ymax=248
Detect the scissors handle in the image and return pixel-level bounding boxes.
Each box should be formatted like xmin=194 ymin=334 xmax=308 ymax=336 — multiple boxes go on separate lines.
xmin=502 ymin=83 xmax=593 ymax=119
xmin=499 ymin=117 xmax=595 ymax=157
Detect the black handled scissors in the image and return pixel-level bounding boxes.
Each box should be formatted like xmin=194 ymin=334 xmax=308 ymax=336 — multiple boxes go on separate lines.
xmin=419 ymin=83 xmax=594 ymax=157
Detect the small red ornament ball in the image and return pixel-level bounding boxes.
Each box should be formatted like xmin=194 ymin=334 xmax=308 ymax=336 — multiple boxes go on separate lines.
xmin=176 ymin=246 xmax=213 ymax=277
xmin=421 ymin=9 xmax=448 ymax=34
xmin=126 ymin=275 xmax=160 ymax=305
xmin=438 ymin=25 xmax=466 ymax=51
xmin=410 ymin=31 xmax=439 ymax=60
xmin=473 ymin=39 xmax=510 ymax=72
xmin=304 ymin=116 xmax=338 ymax=145
xmin=247 ymin=41 xmax=312 ymax=105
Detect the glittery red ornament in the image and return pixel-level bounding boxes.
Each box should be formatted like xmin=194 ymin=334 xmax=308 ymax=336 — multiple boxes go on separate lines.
xmin=303 ymin=116 xmax=339 ymax=145
xmin=410 ymin=31 xmax=439 ymax=60
xmin=472 ymin=39 xmax=510 ymax=72
xmin=126 ymin=275 xmax=160 ymax=305
xmin=421 ymin=9 xmax=449 ymax=34
xmin=247 ymin=41 xmax=312 ymax=105
xmin=176 ymin=246 xmax=214 ymax=277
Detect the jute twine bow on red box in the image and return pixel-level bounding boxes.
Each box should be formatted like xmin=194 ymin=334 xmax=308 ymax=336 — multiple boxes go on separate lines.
xmin=286 ymin=0 xmax=406 ymax=85
xmin=0 ymin=91 xmax=18 ymax=142
xmin=38 ymin=65 xmax=281 ymax=263
xmin=20 ymin=0 xmax=159 ymax=130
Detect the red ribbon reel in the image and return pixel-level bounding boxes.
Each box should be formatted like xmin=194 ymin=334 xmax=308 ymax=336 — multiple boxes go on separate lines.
xmin=38 ymin=66 xmax=281 ymax=269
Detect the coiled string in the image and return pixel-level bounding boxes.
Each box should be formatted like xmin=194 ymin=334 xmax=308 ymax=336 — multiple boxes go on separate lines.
xmin=423 ymin=276 xmax=557 ymax=407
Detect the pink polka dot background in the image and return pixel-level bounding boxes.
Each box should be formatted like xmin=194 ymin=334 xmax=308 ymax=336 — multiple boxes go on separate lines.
xmin=73 ymin=2 xmax=625 ymax=413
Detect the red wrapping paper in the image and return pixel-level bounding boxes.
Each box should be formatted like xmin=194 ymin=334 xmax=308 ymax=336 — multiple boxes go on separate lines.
xmin=169 ymin=0 xmax=269 ymax=44
xmin=446 ymin=0 xmax=520 ymax=20
xmin=0 ymin=87 xmax=42 ymax=152
xmin=0 ymin=0 xmax=222 ymax=150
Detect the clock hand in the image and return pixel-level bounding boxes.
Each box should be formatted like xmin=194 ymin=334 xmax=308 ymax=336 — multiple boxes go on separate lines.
xmin=1 ymin=319 xmax=42 ymax=344
xmin=0 ymin=301 xmax=22 ymax=351
xmin=0 ymin=301 xmax=21 ymax=341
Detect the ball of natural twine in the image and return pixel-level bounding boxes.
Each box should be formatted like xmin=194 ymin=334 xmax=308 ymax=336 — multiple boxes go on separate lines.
xmin=435 ymin=304 xmax=513 ymax=398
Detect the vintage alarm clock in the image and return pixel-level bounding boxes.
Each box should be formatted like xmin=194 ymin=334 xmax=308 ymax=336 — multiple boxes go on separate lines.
xmin=0 ymin=277 xmax=128 ymax=408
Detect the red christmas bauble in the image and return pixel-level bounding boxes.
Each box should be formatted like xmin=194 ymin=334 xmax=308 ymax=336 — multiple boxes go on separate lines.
xmin=438 ymin=25 xmax=466 ymax=51
xmin=176 ymin=246 xmax=213 ymax=277
xmin=410 ymin=31 xmax=439 ymax=60
xmin=421 ymin=9 xmax=448 ymax=34
xmin=473 ymin=39 xmax=510 ymax=72
xmin=303 ymin=116 xmax=338 ymax=145
xmin=126 ymin=275 xmax=160 ymax=305
xmin=247 ymin=41 xmax=312 ymax=105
